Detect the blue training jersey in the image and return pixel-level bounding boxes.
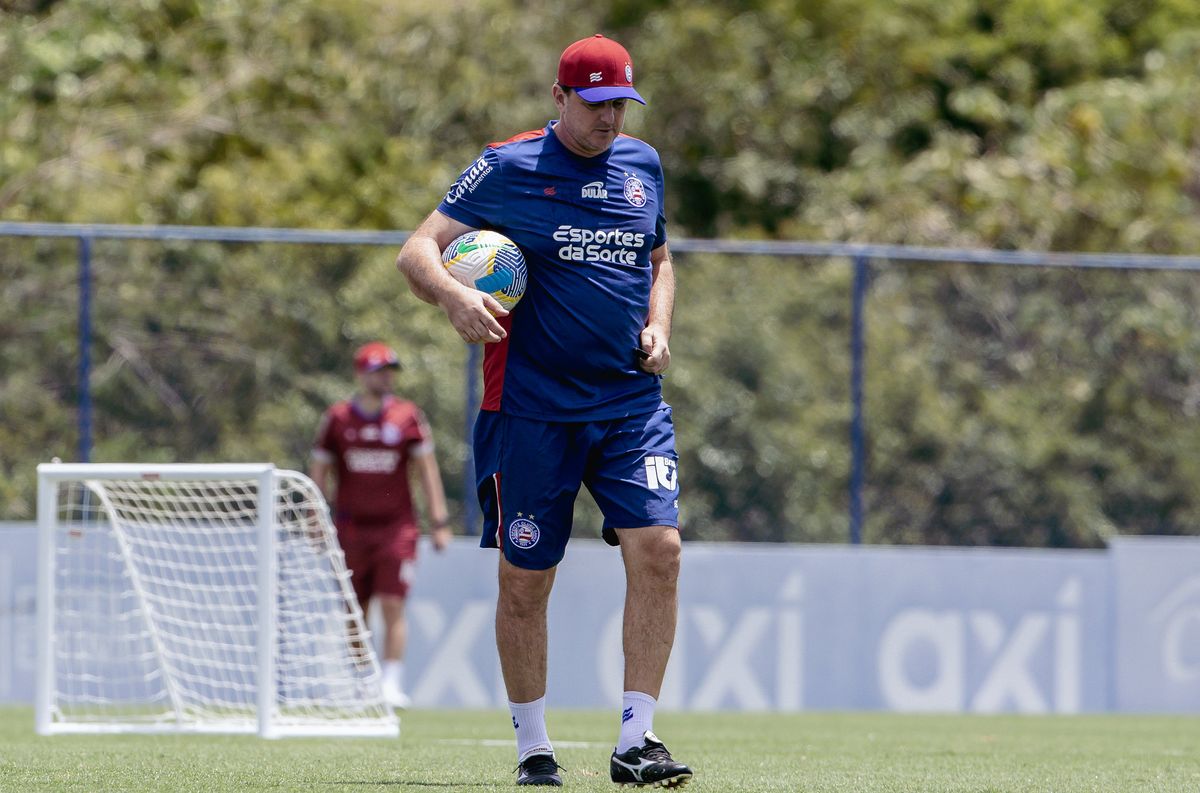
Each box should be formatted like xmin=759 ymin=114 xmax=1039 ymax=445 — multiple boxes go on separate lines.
xmin=437 ymin=120 xmax=668 ymax=421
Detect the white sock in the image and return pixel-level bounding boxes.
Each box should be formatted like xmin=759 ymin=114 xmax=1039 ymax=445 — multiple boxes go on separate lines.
xmin=615 ymin=691 xmax=656 ymax=753
xmin=509 ymin=696 xmax=554 ymax=762
xmin=382 ymin=660 xmax=404 ymax=691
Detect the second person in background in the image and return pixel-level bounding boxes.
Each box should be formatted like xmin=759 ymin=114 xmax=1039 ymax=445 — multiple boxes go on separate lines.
xmin=310 ymin=341 xmax=452 ymax=709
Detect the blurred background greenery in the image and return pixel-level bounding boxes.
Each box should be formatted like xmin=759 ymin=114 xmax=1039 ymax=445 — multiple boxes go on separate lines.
xmin=2 ymin=0 xmax=1198 ymax=546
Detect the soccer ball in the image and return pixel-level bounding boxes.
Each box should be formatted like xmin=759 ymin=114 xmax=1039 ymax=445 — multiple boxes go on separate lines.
xmin=440 ymin=230 xmax=528 ymax=311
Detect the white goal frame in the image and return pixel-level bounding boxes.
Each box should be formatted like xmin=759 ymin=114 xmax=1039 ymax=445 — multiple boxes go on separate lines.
xmin=36 ymin=462 xmax=399 ymax=738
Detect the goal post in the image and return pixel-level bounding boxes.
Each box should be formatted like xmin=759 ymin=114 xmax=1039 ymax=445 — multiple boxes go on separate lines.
xmin=35 ymin=463 xmax=399 ymax=738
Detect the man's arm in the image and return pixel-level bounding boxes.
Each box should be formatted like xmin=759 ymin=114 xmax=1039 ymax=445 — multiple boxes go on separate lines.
xmin=638 ymin=243 xmax=674 ymax=375
xmin=413 ymin=449 xmax=452 ymax=551
xmin=308 ymin=458 xmax=334 ymax=503
xmin=396 ymin=210 xmax=509 ymax=344
xmin=304 ymin=457 xmax=336 ymax=542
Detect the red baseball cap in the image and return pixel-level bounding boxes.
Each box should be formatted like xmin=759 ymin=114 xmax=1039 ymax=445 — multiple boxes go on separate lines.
xmin=353 ymin=341 xmax=401 ymax=373
xmin=557 ymin=34 xmax=646 ymax=105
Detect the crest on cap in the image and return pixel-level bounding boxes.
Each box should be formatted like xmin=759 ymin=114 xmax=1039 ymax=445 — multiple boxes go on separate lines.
xmin=557 ymin=34 xmax=646 ymax=105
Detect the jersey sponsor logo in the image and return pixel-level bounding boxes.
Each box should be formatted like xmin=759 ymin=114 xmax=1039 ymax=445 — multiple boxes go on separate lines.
xmin=581 ymin=181 xmax=608 ymax=200
xmin=553 ymin=225 xmax=646 ymax=266
xmin=644 ymin=456 xmax=677 ymax=491
xmin=624 ymin=176 xmax=647 ymax=207
xmin=345 ymin=448 xmax=400 ymax=474
xmin=508 ymin=517 xmax=540 ymax=549
xmin=444 ymin=156 xmax=493 ymax=205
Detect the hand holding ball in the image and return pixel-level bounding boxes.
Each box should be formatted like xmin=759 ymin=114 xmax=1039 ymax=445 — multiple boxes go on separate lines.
xmin=440 ymin=230 xmax=528 ymax=311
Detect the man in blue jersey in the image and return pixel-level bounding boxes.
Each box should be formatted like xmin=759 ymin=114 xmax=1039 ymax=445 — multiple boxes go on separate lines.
xmin=396 ymin=34 xmax=691 ymax=790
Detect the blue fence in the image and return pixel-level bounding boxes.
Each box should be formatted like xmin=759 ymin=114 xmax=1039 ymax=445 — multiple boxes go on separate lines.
xmin=5 ymin=221 xmax=1200 ymax=543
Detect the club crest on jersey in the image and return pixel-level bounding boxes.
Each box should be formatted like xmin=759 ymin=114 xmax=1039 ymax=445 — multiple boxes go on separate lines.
xmin=581 ymin=181 xmax=608 ymax=200
xmin=381 ymin=423 xmax=402 ymax=446
xmin=623 ymin=176 xmax=647 ymax=207
xmin=508 ymin=518 xmax=540 ymax=549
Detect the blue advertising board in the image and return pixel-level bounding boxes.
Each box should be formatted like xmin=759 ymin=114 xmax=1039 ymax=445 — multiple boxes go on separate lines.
xmin=1 ymin=523 xmax=1193 ymax=713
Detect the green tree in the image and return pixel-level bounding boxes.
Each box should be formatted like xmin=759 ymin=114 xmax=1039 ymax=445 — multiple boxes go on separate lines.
xmin=1 ymin=0 xmax=1197 ymax=546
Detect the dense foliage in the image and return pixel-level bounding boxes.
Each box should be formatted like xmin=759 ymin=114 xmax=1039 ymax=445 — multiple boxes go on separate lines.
xmin=2 ymin=0 xmax=1198 ymax=546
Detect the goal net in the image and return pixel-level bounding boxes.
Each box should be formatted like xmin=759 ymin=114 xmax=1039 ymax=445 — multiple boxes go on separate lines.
xmin=35 ymin=463 xmax=399 ymax=737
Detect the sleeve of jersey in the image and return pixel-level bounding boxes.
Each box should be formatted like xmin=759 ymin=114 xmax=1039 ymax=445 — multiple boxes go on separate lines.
xmin=409 ymin=408 xmax=435 ymax=457
xmin=653 ymin=161 xmax=668 ymax=248
xmin=436 ymin=146 xmax=505 ymax=230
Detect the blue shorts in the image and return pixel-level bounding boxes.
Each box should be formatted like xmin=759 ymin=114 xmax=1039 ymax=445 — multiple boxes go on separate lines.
xmin=474 ymin=405 xmax=680 ymax=570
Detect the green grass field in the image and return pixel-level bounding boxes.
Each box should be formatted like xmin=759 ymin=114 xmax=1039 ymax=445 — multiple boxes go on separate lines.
xmin=2 ymin=706 xmax=1198 ymax=792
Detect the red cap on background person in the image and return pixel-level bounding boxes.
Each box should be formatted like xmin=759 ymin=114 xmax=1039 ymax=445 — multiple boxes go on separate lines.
xmin=353 ymin=342 xmax=401 ymax=373
xmin=556 ymin=34 xmax=646 ymax=105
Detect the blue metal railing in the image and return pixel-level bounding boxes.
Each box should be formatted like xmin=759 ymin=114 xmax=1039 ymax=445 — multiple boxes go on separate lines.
xmin=849 ymin=256 xmax=869 ymax=545
xmin=76 ymin=236 xmax=93 ymax=465
xmin=5 ymin=220 xmax=1200 ymax=542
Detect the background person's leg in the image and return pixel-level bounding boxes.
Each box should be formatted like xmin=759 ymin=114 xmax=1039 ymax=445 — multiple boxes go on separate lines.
xmin=378 ymin=594 xmax=407 ymax=662
xmin=377 ymin=594 xmax=409 ymax=707
xmin=373 ymin=529 xmax=417 ymax=707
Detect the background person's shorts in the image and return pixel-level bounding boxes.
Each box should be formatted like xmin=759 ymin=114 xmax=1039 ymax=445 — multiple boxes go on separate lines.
xmin=474 ymin=404 xmax=680 ymax=570
xmin=335 ymin=517 xmax=419 ymax=603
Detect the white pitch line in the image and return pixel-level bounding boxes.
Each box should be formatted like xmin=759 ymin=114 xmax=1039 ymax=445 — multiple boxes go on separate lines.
xmin=436 ymin=739 xmax=610 ymax=749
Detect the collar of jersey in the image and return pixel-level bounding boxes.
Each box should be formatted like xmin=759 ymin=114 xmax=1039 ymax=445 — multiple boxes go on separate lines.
xmin=545 ymin=120 xmax=615 ymax=166
xmin=351 ymin=394 xmax=393 ymax=421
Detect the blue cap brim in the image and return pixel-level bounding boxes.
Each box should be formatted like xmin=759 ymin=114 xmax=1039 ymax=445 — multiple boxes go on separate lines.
xmin=573 ymin=85 xmax=646 ymax=105
xmin=360 ymin=360 xmax=401 ymax=372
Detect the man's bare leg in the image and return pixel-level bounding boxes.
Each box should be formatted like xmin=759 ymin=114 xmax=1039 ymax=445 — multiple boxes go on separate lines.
xmin=608 ymin=526 xmax=692 ymax=788
xmin=497 ymin=555 xmax=558 ymax=770
xmin=377 ymin=594 xmax=409 ymax=707
xmin=616 ymin=525 xmax=680 ymax=697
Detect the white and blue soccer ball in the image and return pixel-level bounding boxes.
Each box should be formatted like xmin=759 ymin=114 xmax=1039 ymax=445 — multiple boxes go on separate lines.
xmin=440 ymin=230 xmax=528 ymax=311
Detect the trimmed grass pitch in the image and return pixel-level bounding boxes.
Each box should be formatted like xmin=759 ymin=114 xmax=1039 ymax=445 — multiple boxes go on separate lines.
xmin=1 ymin=706 xmax=1198 ymax=792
